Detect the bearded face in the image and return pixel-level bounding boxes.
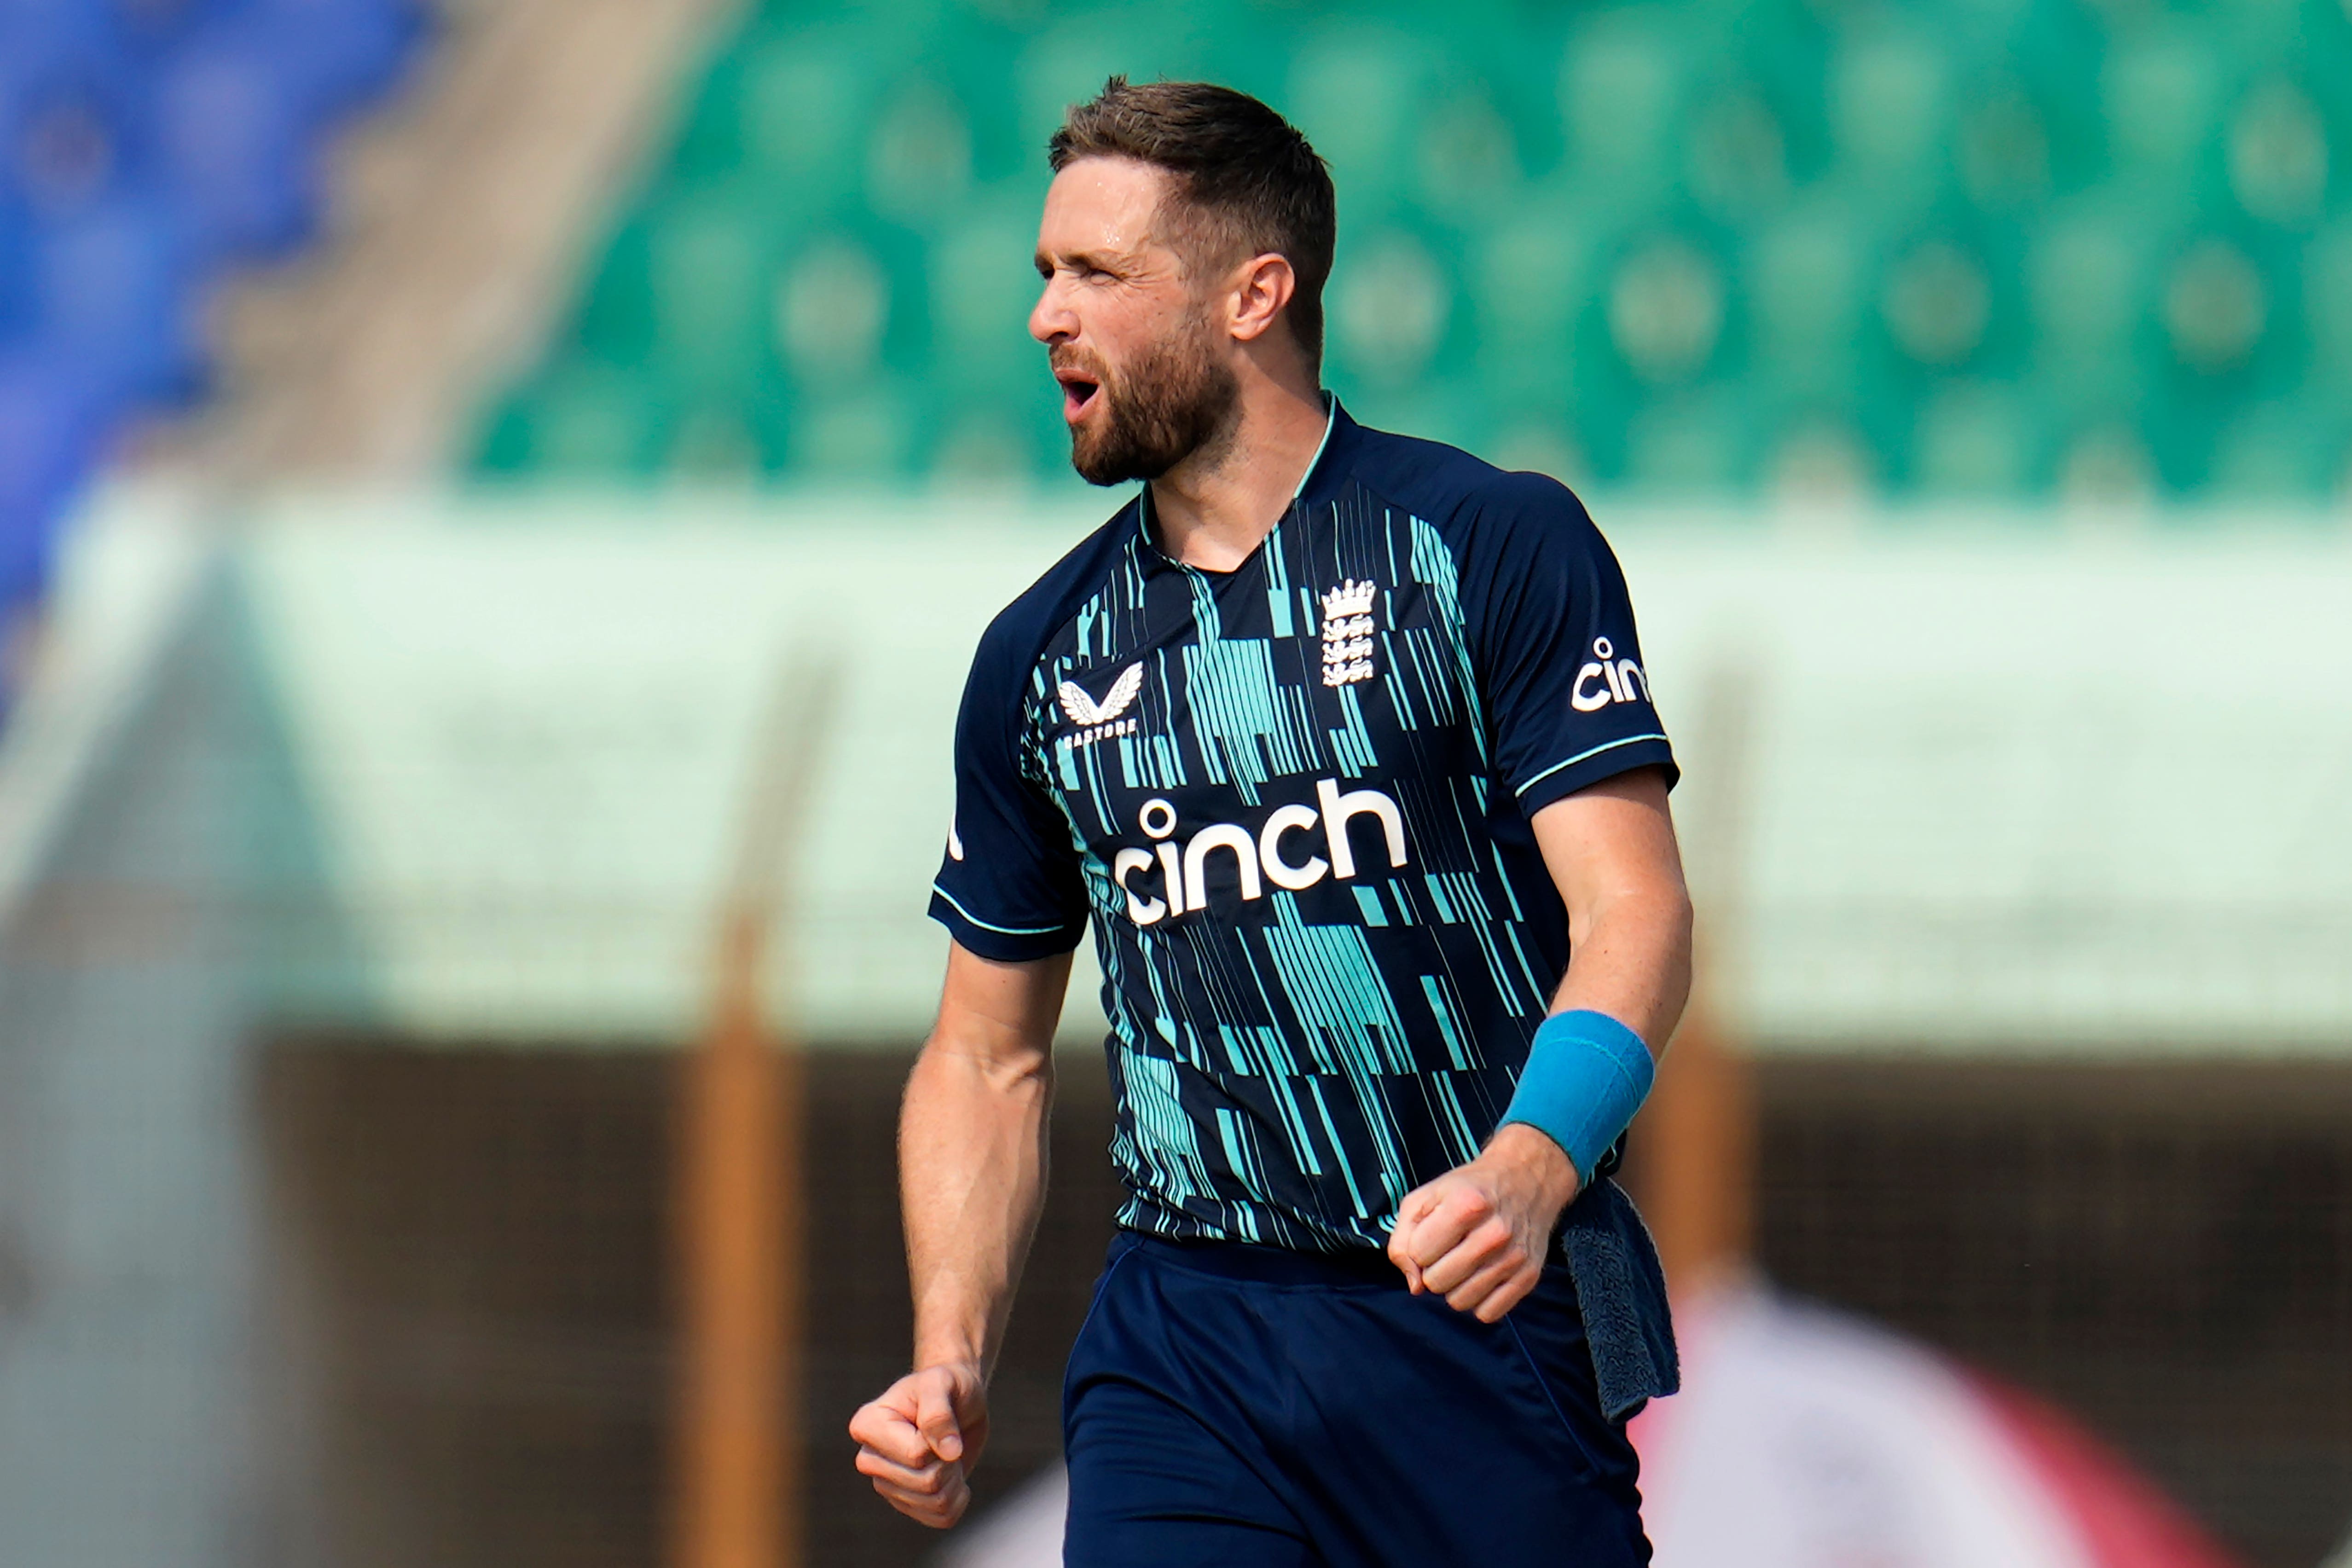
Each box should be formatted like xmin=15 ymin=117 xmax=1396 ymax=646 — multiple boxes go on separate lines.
xmin=1053 ymin=305 xmax=1241 ymax=486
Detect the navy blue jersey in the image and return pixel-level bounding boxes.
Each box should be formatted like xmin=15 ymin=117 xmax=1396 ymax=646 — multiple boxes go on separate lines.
xmin=929 ymin=403 xmax=1676 ymax=1252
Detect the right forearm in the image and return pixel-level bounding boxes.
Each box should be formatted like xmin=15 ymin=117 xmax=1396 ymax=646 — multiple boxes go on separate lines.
xmin=900 ymin=1036 xmax=1054 ymax=1375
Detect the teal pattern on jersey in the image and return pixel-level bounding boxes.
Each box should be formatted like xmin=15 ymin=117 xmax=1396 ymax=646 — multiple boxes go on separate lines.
xmin=932 ymin=406 xmax=1677 ymax=1252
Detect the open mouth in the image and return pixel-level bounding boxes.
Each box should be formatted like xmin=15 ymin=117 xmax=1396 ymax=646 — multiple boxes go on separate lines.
xmin=1055 ymin=370 xmax=1102 ymax=424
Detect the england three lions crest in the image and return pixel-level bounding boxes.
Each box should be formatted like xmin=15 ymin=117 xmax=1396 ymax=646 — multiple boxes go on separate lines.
xmin=1320 ymin=580 xmax=1378 ymax=687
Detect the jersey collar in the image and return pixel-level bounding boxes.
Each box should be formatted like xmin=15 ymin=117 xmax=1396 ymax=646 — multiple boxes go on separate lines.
xmin=1133 ymin=393 xmax=1357 ymax=567
xmin=1295 ymin=393 xmax=1358 ymax=514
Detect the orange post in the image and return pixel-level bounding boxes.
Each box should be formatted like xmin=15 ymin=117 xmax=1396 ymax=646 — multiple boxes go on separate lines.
xmin=672 ymin=656 xmax=837 ymax=1568
xmin=672 ymin=906 xmax=800 ymax=1568
xmin=1625 ymin=1002 xmax=1755 ymax=1298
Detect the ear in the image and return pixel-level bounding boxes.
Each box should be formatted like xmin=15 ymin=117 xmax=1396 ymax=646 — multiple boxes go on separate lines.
xmin=1224 ymin=253 xmax=1298 ymax=347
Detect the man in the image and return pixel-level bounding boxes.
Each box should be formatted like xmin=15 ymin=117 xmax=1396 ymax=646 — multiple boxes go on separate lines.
xmin=851 ymin=78 xmax=1691 ymax=1566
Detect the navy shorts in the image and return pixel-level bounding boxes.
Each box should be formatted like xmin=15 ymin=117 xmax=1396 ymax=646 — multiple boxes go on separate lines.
xmin=1061 ymin=1231 xmax=1651 ymax=1568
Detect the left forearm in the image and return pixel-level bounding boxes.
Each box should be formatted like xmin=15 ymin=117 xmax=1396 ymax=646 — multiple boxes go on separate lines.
xmin=1526 ymin=768 xmax=1694 ymax=1055
xmin=1549 ymin=887 xmax=1693 ymax=1053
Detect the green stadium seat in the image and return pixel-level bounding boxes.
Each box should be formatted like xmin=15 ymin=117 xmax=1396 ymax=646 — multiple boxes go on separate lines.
xmin=776 ymin=235 xmax=891 ymax=383
xmin=2205 ymin=395 xmax=2346 ymax=500
xmin=927 ymin=193 xmax=1046 ymax=393
xmin=865 ymin=75 xmax=975 ymax=228
xmin=1912 ymin=382 xmax=2039 ymax=496
xmin=1763 ymin=415 xmax=1878 ymax=502
xmin=930 ymin=405 xmax=1041 ymax=484
xmin=1606 ymin=237 xmax=1726 ymax=388
xmin=1287 ymin=29 xmax=1428 ymax=208
xmin=646 ymin=191 xmax=781 ymax=393
xmin=1471 ymin=198 xmax=1600 ymax=405
xmin=2052 ymin=420 xmax=2159 ymax=507
xmin=2028 ymin=200 xmax=2160 ymax=410
xmin=1746 ymin=200 xmax=1877 ymax=405
xmin=1415 ymin=89 xmax=1526 ymax=223
xmin=1954 ymin=80 xmax=2054 ymax=214
xmin=1485 ymin=417 xmax=1587 ymax=486
xmin=2102 ymin=32 xmax=2220 ymax=185
xmin=788 ymin=382 xmax=915 ymax=478
xmin=1828 ymin=27 xmax=1950 ymax=208
xmin=666 ymin=401 xmax=771 ymax=480
xmin=1016 ymin=14 xmax=1212 ymax=156
xmin=1881 ymin=240 xmax=1994 ymax=369
xmin=1326 ymin=228 xmax=1454 ymax=390
xmin=1622 ymin=390 xmax=1751 ymax=493
xmin=470 ymin=0 xmax=2351 ymax=504
xmin=1357 ymin=373 xmax=1495 ymax=459
xmin=1685 ymin=85 xmax=1793 ymax=224
xmin=509 ymin=358 xmax=662 ymax=476
xmin=715 ymin=29 xmax=882 ymax=198
xmin=2227 ymin=78 xmax=2330 ymax=227
xmin=1559 ymin=13 xmax=1684 ymax=206
xmin=2305 ymin=220 xmax=2352 ymax=384
xmin=2160 ymin=236 xmax=2269 ymax=376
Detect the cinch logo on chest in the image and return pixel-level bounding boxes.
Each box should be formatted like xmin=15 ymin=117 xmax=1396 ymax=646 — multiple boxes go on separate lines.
xmin=1110 ymin=781 xmax=1409 ymax=927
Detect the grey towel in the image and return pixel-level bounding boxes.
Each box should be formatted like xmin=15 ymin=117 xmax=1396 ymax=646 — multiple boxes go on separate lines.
xmin=1558 ymin=1177 xmax=1680 ymax=1420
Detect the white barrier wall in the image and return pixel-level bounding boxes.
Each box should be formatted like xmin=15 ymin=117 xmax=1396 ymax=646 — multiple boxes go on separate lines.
xmin=12 ymin=486 xmax=2352 ymax=1055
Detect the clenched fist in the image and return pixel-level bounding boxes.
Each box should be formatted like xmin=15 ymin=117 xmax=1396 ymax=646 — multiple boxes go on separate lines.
xmin=849 ymin=1360 xmax=990 ymax=1529
xmin=1386 ymin=1122 xmax=1581 ymax=1323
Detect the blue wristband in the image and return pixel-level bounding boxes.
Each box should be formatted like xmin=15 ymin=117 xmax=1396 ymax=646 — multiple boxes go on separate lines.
xmin=1499 ymin=1009 xmax=1656 ymax=1182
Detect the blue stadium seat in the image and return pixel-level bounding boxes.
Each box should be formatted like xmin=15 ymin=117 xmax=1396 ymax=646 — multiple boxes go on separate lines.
xmin=29 ymin=194 xmax=199 ymax=402
xmin=242 ymin=0 xmax=423 ymax=121
xmin=0 ymin=347 xmax=109 ymax=599
xmin=0 ymin=0 xmax=423 ymax=625
xmin=155 ymin=36 xmax=316 ymax=259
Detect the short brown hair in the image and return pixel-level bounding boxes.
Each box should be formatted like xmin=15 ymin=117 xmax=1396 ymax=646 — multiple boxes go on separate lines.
xmin=1049 ymin=77 xmax=1336 ymax=369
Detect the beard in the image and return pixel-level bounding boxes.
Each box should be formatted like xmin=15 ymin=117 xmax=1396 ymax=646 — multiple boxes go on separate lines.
xmin=1057 ymin=321 xmax=1240 ymax=486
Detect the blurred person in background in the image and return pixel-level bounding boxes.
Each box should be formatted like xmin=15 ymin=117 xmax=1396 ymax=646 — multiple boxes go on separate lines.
xmin=850 ymin=77 xmax=1692 ymax=1566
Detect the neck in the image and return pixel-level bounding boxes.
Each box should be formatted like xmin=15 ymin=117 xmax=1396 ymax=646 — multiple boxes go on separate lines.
xmin=1147 ymin=361 xmax=1329 ymax=573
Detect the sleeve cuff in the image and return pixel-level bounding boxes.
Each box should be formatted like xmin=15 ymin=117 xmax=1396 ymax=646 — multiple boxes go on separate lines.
xmin=1513 ymin=735 xmax=1680 ymax=817
xmin=927 ymin=885 xmax=1085 ymax=963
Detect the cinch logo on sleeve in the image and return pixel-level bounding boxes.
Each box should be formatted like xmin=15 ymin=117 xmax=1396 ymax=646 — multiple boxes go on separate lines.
xmin=1572 ymin=636 xmax=1652 ymax=712
xmin=1108 ymin=781 xmax=1409 ymax=927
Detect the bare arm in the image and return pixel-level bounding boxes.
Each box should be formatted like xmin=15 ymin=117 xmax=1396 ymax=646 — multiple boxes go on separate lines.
xmin=1388 ymin=767 xmax=1693 ymax=1320
xmin=849 ymin=941 xmax=1072 ymax=1529
xmin=1528 ymin=766 xmax=1693 ymax=1046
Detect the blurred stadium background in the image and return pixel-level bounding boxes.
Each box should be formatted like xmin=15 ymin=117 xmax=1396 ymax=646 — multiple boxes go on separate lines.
xmin=0 ymin=0 xmax=2348 ymax=1566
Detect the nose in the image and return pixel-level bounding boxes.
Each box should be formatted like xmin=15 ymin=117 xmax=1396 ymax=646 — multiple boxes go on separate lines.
xmin=1030 ymin=272 xmax=1075 ymax=346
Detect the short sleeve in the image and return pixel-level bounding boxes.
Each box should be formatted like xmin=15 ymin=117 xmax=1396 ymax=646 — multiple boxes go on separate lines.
xmin=926 ymin=618 xmax=1089 ymax=961
xmin=1462 ymin=480 xmax=1677 ymax=817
